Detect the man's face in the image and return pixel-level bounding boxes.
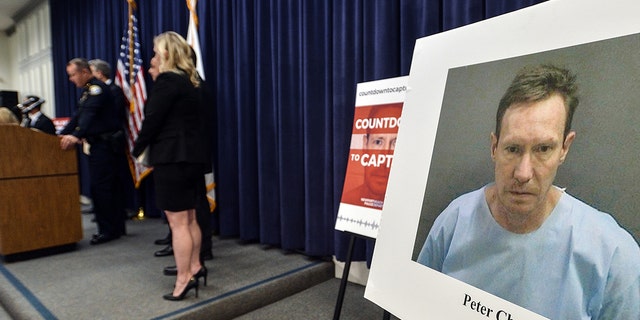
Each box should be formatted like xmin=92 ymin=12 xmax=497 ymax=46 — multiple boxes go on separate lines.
xmin=364 ymin=133 xmax=397 ymax=150
xmin=362 ymin=133 xmax=397 ymax=196
xmin=491 ymin=94 xmax=575 ymax=218
xmin=67 ymin=64 xmax=89 ymax=88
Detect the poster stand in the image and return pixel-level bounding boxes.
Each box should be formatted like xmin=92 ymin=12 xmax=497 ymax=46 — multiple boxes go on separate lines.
xmin=332 ymin=232 xmax=391 ymax=320
xmin=334 ymin=76 xmax=406 ymax=319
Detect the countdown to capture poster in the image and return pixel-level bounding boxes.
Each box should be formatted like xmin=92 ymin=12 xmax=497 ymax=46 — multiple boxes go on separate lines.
xmin=335 ymin=76 xmax=407 ymax=239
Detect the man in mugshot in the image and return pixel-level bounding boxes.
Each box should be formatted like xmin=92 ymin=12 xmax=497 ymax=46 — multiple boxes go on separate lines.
xmin=417 ymin=64 xmax=640 ymax=319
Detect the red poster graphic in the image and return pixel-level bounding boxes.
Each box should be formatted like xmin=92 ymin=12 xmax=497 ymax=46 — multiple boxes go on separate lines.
xmin=53 ymin=117 xmax=70 ymax=133
xmin=340 ymin=103 xmax=403 ymax=210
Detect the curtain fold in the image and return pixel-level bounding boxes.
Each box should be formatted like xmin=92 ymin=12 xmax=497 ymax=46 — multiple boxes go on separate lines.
xmin=50 ymin=0 xmax=546 ymax=262
xmin=233 ymin=0 xmax=262 ymax=242
xmin=255 ymin=0 xmax=281 ymax=246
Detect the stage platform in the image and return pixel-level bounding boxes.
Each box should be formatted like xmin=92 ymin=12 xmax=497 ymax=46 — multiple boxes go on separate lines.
xmin=0 ymin=214 xmax=390 ymax=319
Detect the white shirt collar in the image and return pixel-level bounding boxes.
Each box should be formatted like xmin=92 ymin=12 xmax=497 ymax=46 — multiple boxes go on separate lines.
xmin=29 ymin=111 xmax=43 ymax=121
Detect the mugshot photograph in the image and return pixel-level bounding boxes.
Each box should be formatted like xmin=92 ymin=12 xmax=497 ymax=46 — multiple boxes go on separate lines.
xmin=417 ymin=64 xmax=640 ymax=319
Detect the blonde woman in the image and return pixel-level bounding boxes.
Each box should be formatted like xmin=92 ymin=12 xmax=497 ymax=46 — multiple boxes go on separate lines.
xmin=132 ymin=31 xmax=207 ymax=300
xmin=0 ymin=107 xmax=19 ymax=125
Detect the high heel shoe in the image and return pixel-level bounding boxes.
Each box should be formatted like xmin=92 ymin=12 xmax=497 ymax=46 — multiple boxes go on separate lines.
xmin=194 ymin=266 xmax=208 ymax=287
xmin=163 ymin=277 xmax=198 ymax=301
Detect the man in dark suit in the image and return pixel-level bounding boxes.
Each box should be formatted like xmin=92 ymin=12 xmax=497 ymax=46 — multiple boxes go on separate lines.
xmin=60 ymin=58 xmax=126 ymax=245
xmin=18 ymin=95 xmax=56 ymax=135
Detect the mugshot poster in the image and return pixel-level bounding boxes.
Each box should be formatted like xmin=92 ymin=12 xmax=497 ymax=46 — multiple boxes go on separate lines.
xmin=335 ymin=76 xmax=407 ymax=239
xmin=364 ymin=0 xmax=640 ymax=319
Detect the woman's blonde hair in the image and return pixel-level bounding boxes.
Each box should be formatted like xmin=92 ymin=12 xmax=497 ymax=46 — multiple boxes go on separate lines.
xmin=153 ymin=31 xmax=200 ymax=87
xmin=0 ymin=107 xmax=19 ymax=125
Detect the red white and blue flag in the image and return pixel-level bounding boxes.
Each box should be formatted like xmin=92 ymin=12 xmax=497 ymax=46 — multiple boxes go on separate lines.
xmin=115 ymin=0 xmax=150 ymax=187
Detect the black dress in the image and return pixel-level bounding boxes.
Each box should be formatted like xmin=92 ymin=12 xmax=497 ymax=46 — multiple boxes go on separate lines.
xmin=132 ymin=71 xmax=208 ymax=211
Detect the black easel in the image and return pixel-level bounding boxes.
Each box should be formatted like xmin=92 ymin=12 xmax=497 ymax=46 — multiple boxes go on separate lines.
xmin=332 ymin=232 xmax=393 ymax=320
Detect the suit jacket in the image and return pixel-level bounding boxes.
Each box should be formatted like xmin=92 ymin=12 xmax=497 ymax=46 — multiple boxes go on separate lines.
xmin=197 ymin=76 xmax=215 ymax=173
xmin=132 ymin=71 xmax=207 ymax=165
xmin=28 ymin=113 xmax=56 ymax=135
xmin=107 ymin=79 xmax=128 ymax=127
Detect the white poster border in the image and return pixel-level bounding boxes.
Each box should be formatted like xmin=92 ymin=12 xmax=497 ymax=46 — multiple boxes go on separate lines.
xmin=335 ymin=76 xmax=408 ymax=239
xmin=365 ymin=0 xmax=640 ymax=319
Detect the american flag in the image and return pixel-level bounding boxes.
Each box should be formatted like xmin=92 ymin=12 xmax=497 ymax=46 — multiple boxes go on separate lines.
xmin=115 ymin=4 xmax=150 ymax=187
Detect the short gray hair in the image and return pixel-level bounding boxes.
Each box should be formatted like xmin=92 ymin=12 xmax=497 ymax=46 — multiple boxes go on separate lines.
xmin=88 ymin=59 xmax=112 ymax=79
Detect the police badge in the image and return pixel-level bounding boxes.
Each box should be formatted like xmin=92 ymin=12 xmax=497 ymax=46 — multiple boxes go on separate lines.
xmin=89 ymin=85 xmax=103 ymax=95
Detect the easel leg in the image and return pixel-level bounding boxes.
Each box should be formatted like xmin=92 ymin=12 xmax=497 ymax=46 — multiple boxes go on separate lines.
xmin=332 ymin=234 xmax=356 ymax=320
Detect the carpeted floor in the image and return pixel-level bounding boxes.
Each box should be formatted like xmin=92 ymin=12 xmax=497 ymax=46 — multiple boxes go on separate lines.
xmin=236 ymin=279 xmax=398 ymax=320
xmin=0 ymin=214 xmax=386 ymax=319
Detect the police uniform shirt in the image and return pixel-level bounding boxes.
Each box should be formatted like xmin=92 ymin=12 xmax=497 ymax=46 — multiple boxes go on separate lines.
xmin=60 ymin=78 xmax=120 ymax=138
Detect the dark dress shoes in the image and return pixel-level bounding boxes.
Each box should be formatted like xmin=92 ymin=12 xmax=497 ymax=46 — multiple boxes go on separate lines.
xmin=154 ymin=234 xmax=171 ymax=245
xmin=164 ymin=249 xmax=213 ymax=276
xmin=163 ymin=265 xmax=177 ymax=276
xmin=201 ymin=250 xmax=214 ymax=261
xmin=90 ymin=234 xmax=117 ymax=245
xmin=154 ymin=244 xmax=173 ymax=257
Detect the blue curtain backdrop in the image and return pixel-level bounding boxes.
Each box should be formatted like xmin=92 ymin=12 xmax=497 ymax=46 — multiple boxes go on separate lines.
xmin=50 ymin=0 xmax=546 ymax=261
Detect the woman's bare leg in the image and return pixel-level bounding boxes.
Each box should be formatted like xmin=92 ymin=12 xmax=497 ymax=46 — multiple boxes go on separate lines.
xmin=166 ymin=209 xmax=193 ymax=296
xmin=187 ymin=208 xmax=203 ymax=274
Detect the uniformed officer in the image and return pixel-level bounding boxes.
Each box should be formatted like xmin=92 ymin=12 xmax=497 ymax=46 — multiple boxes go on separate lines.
xmin=88 ymin=59 xmax=128 ymax=125
xmin=60 ymin=58 xmax=126 ymax=245
xmin=89 ymin=58 xmax=132 ymax=235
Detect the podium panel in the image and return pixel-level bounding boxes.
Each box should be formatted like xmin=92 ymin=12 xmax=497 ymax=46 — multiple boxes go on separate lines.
xmin=0 ymin=125 xmax=82 ymax=255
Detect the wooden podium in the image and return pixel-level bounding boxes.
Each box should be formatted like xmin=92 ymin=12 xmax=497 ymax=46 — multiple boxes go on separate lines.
xmin=0 ymin=125 xmax=82 ymax=255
